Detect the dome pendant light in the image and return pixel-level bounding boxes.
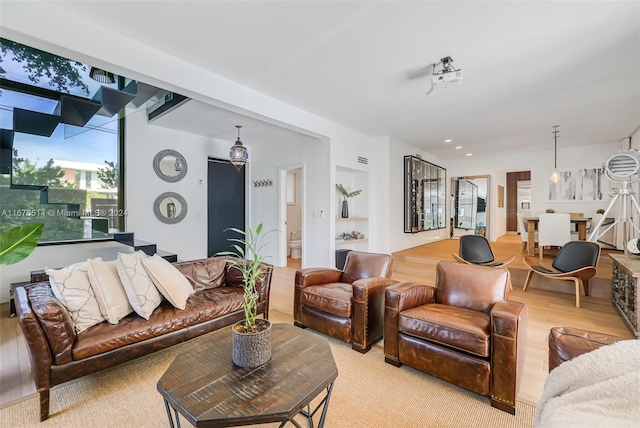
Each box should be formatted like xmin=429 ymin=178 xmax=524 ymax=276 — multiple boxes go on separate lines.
xmin=549 ymin=125 xmax=562 ymax=183
xmin=229 ymin=125 xmax=248 ymax=171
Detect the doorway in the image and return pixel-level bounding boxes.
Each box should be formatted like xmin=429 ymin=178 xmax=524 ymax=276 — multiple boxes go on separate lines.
xmin=278 ymin=165 xmax=304 ymax=268
xmin=506 ymin=171 xmax=531 ymax=232
xmin=207 ymin=158 xmax=245 ymax=256
xmin=451 ymin=175 xmax=490 ymax=239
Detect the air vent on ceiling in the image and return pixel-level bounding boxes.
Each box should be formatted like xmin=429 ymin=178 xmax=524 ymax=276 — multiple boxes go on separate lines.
xmin=357 ymin=156 xmax=368 ymax=165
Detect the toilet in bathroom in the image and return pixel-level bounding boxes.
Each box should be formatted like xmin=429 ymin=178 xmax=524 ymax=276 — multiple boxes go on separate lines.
xmin=289 ymin=240 xmax=302 ymax=259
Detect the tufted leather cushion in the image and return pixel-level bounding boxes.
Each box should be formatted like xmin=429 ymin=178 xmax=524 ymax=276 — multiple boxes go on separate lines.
xmin=174 ymin=257 xmax=229 ymax=291
xmin=342 ymin=251 xmax=393 ymax=285
xmin=435 ymin=262 xmax=509 ymax=313
xmin=399 ymin=303 xmax=491 ymax=357
xmin=301 ymin=283 xmax=352 ymax=318
xmin=28 ymin=284 xmax=76 ymax=365
xmin=72 ymin=287 xmax=244 ymax=360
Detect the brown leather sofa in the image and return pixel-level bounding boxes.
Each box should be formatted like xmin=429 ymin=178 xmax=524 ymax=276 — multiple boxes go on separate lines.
xmin=15 ymin=256 xmax=272 ymax=421
xmin=384 ymin=261 xmax=528 ymax=415
xmin=294 ymin=251 xmax=397 ymax=352
xmin=548 ymin=326 xmax=627 ymax=371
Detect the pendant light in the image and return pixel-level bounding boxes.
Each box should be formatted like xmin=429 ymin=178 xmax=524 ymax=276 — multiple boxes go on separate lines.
xmin=229 ymin=125 xmax=248 ymax=171
xmin=549 ymin=125 xmax=562 ymax=183
xmin=89 ymin=67 xmax=115 ymax=84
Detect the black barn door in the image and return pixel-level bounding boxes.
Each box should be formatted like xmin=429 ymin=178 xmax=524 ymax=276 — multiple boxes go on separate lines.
xmin=207 ymin=158 xmax=245 ymax=256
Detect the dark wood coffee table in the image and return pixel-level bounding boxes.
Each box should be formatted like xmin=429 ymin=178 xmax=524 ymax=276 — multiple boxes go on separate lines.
xmin=157 ymin=323 xmax=338 ymax=427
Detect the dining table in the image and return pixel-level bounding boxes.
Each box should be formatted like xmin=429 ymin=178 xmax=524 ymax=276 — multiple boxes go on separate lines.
xmin=526 ymin=216 xmax=590 ymax=256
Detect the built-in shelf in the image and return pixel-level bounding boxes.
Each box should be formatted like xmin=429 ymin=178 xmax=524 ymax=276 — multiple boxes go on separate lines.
xmin=335 ymin=238 xmax=369 ymax=246
xmin=336 ymin=217 xmax=368 ymax=222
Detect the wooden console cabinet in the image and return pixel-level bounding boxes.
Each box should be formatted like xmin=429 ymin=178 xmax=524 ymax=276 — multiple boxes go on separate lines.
xmin=609 ymin=253 xmax=640 ymax=338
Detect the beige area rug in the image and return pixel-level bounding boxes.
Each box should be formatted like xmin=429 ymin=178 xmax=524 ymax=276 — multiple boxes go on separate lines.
xmin=0 ymin=311 xmax=535 ymax=428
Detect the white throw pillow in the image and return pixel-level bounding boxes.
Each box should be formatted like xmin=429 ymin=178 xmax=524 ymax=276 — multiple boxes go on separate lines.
xmin=142 ymin=254 xmax=194 ymax=310
xmin=87 ymin=259 xmax=134 ymax=324
xmin=45 ymin=258 xmax=105 ymax=334
xmin=116 ymin=251 xmax=162 ymax=320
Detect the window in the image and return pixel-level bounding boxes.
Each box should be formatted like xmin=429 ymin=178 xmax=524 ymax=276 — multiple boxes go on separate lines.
xmin=0 ymin=38 xmax=122 ymax=242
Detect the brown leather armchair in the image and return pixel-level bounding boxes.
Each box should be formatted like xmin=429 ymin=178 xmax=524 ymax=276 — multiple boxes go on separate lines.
xmin=548 ymin=326 xmax=627 ymax=372
xmin=294 ymin=251 xmax=396 ymax=353
xmin=384 ymin=261 xmax=528 ymax=415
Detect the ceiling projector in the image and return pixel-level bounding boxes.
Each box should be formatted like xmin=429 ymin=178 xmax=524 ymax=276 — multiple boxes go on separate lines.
xmin=432 ymin=69 xmax=463 ymax=88
xmin=428 ymin=56 xmax=463 ymax=93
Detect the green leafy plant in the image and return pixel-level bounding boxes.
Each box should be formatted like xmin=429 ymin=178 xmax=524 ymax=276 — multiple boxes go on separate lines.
xmin=0 ymin=223 xmax=44 ymax=265
xmin=596 ymin=209 xmax=605 ymax=214
xmin=217 ymin=223 xmax=275 ymax=332
xmin=545 ymin=209 xmax=555 ymax=213
xmin=336 ymin=183 xmax=362 ymax=200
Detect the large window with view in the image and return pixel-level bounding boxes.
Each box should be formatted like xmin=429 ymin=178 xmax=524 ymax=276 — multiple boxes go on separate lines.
xmin=0 ymin=39 xmax=123 ymax=242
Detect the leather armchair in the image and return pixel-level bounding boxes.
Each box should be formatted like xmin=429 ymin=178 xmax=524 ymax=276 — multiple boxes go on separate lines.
xmin=384 ymin=261 xmax=528 ymax=415
xmin=294 ymin=251 xmax=396 ymax=353
xmin=548 ymin=326 xmax=627 ymax=372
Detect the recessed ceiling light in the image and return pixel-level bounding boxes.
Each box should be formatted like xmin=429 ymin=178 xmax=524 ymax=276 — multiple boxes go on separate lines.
xmin=455 ymin=146 xmax=462 ymax=150
xmin=466 ymin=153 xmax=473 ymax=156
xmin=444 ymin=139 xmax=452 ymax=143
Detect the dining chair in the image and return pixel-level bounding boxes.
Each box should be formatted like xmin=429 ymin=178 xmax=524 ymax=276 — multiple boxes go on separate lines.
xmin=569 ymin=212 xmax=584 ymax=235
xmin=522 ymin=241 xmax=601 ymax=308
xmin=538 ymin=213 xmax=572 ymax=261
xmin=516 ymin=213 xmax=538 ymax=253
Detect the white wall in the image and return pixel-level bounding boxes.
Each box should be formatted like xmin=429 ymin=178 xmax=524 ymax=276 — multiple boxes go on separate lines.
xmin=126 ymin=111 xmax=230 ymax=261
xmin=369 ymin=136 xmax=391 ymax=254
xmin=388 ymin=136 xmax=449 ymax=253
xmin=449 ymin=141 xmax=621 ymax=240
xmin=0 ymin=241 xmax=132 ymax=303
xmin=250 ymin=137 xmax=330 ymax=267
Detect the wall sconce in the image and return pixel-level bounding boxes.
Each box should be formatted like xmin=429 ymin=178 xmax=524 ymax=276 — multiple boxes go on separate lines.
xmin=253 ymin=179 xmax=273 ymax=187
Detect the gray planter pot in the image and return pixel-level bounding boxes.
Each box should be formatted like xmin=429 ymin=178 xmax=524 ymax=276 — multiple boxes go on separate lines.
xmin=232 ymin=319 xmax=272 ymax=368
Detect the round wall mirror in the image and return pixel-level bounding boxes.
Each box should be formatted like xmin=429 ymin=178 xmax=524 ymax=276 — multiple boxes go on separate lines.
xmin=153 ymin=149 xmax=188 ymax=182
xmin=153 ymin=192 xmax=188 ymax=224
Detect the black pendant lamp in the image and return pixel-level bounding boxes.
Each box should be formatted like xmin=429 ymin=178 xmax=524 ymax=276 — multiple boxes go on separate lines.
xmin=89 ymin=67 xmax=115 ymax=84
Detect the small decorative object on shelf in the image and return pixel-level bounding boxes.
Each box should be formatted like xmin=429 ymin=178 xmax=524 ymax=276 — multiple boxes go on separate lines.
xmin=336 ymin=183 xmax=362 ymax=219
xmin=545 ymin=209 xmax=555 ymax=213
xmin=337 ymin=231 xmax=365 ymax=241
xmin=596 ymin=208 xmax=605 ymax=214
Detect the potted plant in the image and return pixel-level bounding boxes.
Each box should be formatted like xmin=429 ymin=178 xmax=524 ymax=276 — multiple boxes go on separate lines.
xmin=545 ymin=209 xmax=555 ymax=213
xmin=596 ymin=209 xmax=605 ymax=214
xmin=218 ymin=223 xmax=275 ymax=368
xmin=336 ymin=183 xmax=362 ymax=218
xmin=0 ymin=223 xmax=44 ymax=265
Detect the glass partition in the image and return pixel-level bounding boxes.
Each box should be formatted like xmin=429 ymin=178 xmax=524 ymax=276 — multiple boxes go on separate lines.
xmin=404 ymin=155 xmax=446 ymax=233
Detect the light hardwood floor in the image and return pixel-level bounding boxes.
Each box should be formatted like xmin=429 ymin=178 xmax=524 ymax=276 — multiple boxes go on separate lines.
xmin=0 ymin=237 xmax=633 ymax=410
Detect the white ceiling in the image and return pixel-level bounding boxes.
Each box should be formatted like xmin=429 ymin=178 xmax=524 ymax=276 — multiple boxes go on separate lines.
xmin=51 ymin=1 xmax=640 ymax=159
